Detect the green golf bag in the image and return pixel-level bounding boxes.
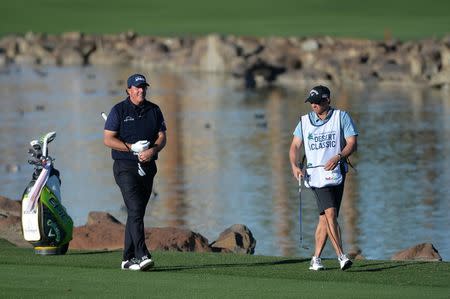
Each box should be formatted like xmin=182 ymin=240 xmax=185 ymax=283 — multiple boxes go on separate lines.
xmin=21 ymin=132 xmax=73 ymax=255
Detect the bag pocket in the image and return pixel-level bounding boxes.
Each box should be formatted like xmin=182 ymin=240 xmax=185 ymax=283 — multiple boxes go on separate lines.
xmin=304 ymin=165 xmax=343 ymax=188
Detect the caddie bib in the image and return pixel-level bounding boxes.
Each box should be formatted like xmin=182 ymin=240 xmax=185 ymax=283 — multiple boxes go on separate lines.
xmin=301 ymin=109 xmax=343 ymax=188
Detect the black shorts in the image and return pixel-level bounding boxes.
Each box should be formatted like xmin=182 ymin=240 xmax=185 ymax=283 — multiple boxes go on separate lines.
xmin=311 ymin=175 xmax=346 ymax=216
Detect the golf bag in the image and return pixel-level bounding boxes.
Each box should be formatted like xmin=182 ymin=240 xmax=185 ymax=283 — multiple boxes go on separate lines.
xmin=21 ymin=132 xmax=73 ymax=255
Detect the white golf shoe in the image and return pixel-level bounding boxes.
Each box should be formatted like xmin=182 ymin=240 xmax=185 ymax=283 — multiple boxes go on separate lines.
xmin=338 ymin=254 xmax=352 ymax=271
xmin=138 ymin=255 xmax=155 ymax=271
xmin=121 ymin=259 xmax=140 ymax=271
xmin=309 ymin=256 xmax=325 ymax=271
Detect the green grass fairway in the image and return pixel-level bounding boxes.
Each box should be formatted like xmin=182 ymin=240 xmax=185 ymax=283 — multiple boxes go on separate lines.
xmin=0 ymin=0 xmax=449 ymax=39
xmin=0 ymin=239 xmax=448 ymax=298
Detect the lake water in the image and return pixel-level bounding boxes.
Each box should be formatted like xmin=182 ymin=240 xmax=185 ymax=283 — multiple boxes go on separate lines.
xmin=0 ymin=65 xmax=449 ymax=260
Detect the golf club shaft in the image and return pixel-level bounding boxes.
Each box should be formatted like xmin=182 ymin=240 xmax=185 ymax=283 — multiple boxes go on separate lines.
xmin=299 ymin=176 xmax=303 ymax=246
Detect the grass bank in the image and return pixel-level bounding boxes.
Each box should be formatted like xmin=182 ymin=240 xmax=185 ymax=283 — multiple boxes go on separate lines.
xmin=0 ymin=239 xmax=448 ymax=298
xmin=0 ymin=0 xmax=449 ymax=39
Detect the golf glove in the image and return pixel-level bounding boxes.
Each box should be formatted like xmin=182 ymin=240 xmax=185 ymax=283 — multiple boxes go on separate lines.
xmin=131 ymin=140 xmax=150 ymax=153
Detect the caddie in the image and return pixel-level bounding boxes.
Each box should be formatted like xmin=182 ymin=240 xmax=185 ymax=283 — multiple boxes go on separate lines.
xmin=289 ymin=85 xmax=358 ymax=271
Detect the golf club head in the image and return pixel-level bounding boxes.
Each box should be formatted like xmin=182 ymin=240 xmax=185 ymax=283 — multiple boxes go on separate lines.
xmin=30 ymin=139 xmax=41 ymax=151
xmin=101 ymin=112 xmax=107 ymax=121
xmin=41 ymin=131 xmax=56 ymax=157
xmin=43 ymin=131 xmax=56 ymax=143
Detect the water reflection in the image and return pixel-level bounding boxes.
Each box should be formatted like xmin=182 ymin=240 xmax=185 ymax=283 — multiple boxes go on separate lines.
xmin=0 ymin=66 xmax=448 ymax=260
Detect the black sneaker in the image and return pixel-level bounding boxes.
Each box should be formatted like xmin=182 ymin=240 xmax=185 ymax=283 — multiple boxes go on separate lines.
xmin=121 ymin=258 xmax=140 ymax=270
xmin=138 ymin=255 xmax=154 ymax=271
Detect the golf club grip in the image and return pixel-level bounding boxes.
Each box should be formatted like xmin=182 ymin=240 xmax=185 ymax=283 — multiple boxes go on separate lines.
xmin=100 ymin=112 xmax=127 ymax=149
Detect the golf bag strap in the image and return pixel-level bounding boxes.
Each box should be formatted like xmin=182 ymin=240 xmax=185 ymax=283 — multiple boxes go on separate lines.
xmin=301 ymin=154 xmax=357 ymax=173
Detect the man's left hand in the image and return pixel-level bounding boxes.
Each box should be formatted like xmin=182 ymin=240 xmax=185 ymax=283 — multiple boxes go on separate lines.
xmin=138 ymin=147 xmax=158 ymax=162
xmin=324 ymin=155 xmax=341 ymax=171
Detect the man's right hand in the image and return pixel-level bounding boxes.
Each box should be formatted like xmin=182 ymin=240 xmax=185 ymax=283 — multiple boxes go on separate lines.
xmin=131 ymin=140 xmax=150 ymax=153
xmin=292 ymin=165 xmax=303 ymax=181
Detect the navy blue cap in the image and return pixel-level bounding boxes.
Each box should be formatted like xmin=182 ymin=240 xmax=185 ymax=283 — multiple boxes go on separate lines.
xmin=305 ymin=85 xmax=330 ymax=103
xmin=127 ymin=74 xmax=149 ymax=88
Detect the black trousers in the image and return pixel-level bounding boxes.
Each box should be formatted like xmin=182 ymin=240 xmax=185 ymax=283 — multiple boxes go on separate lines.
xmin=113 ymin=160 xmax=157 ymax=261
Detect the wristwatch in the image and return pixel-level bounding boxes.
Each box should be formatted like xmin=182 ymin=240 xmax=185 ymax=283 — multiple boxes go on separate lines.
xmin=337 ymin=153 xmax=343 ymax=159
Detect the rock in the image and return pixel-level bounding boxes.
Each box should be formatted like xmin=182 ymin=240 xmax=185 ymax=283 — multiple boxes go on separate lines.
xmin=440 ymin=46 xmax=450 ymax=69
xmin=348 ymin=248 xmax=365 ymax=260
xmin=301 ymin=39 xmax=320 ymax=52
xmin=428 ymin=69 xmax=450 ymax=88
xmin=88 ymin=47 xmax=130 ymax=65
xmin=61 ymin=31 xmax=83 ymax=42
xmin=29 ymin=43 xmax=50 ymax=60
xmin=210 ymin=224 xmax=256 ymax=254
xmin=14 ymin=53 xmax=36 ymax=64
xmin=192 ymin=34 xmax=237 ymax=72
xmin=39 ymin=53 xmax=58 ymax=65
xmin=374 ymin=62 xmax=412 ymax=82
xmin=233 ymin=36 xmax=263 ymax=57
xmin=391 ymin=243 xmax=442 ymax=261
xmin=87 ymin=211 xmax=122 ymax=226
xmin=0 ymin=53 xmax=6 ymax=66
xmin=407 ymin=52 xmax=424 ymax=77
xmin=0 ymin=196 xmax=21 ymax=216
xmin=71 ymin=212 xmax=125 ymax=250
xmin=131 ymin=43 xmax=171 ymax=68
xmin=0 ymin=196 xmax=30 ymax=247
xmin=0 ymin=35 xmax=19 ymax=58
xmin=58 ymin=48 xmax=84 ymax=65
xmin=145 ymin=227 xmax=211 ymax=252
xmin=71 ymin=211 xmax=211 ymax=252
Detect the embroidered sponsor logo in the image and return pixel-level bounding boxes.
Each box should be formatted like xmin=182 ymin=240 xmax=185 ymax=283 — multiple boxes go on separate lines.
xmin=48 ymin=228 xmax=55 ymax=237
xmin=310 ymin=89 xmax=319 ymax=96
xmin=124 ymin=116 xmax=134 ymax=122
xmin=135 ymin=76 xmax=145 ymax=83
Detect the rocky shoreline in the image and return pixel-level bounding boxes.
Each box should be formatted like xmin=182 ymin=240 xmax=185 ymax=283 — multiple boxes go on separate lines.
xmin=0 ymin=196 xmax=256 ymax=254
xmin=0 ymin=32 xmax=449 ymax=89
xmin=0 ymin=196 xmax=443 ymax=261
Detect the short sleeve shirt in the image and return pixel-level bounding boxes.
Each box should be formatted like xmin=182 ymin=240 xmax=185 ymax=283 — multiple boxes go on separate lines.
xmin=105 ymin=97 xmax=166 ymax=161
xmin=293 ymin=108 xmax=358 ymax=146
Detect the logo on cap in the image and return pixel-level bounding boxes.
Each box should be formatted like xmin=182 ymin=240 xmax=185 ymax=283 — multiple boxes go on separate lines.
xmin=310 ymin=89 xmax=319 ymax=96
xmin=305 ymin=85 xmax=330 ymax=103
xmin=127 ymin=73 xmax=149 ymax=88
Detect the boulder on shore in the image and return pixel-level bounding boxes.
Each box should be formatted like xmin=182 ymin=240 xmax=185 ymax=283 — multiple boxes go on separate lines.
xmin=210 ymin=224 xmax=256 ymax=254
xmin=0 ymin=196 xmax=30 ymax=247
xmin=391 ymin=243 xmax=442 ymax=261
xmin=71 ymin=211 xmax=212 ymax=252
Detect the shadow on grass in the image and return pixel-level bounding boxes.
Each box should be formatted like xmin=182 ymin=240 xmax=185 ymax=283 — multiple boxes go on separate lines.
xmin=152 ymin=258 xmax=309 ymax=272
xmin=348 ymin=261 xmax=427 ymax=272
xmin=68 ymin=250 xmax=118 ymax=255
